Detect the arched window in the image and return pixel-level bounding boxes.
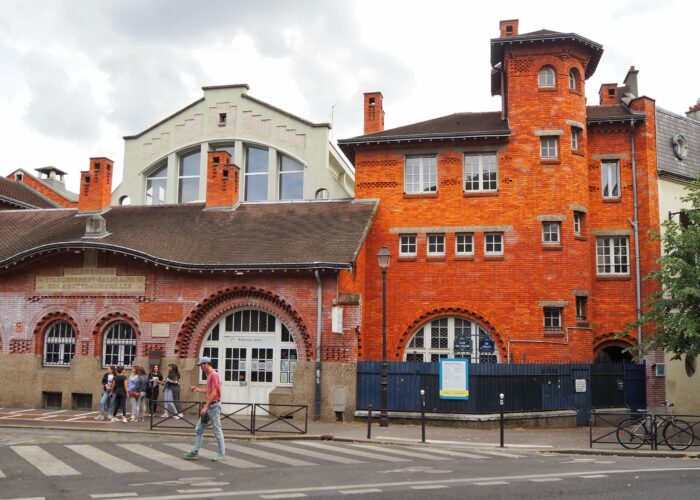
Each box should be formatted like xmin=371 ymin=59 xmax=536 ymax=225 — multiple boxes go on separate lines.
xmin=569 ymin=68 xmax=580 ymax=91
xmin=538 ymin=66 xmax=556 ymax=88
xmin=179 ymin=150 xmax=201 ymax=203
xmin=315 ymin=188 xmax=329 ymax=200
xmin=145 ymin=161 xmax=168 ymax=205
xmin=404 ymin=316 xmax=499 ymax=364
xmin=44 ymin=320 xmax=76 ymax=366
xmin=103 ymin=321 xmax=137 ymax=367
xmin=279 ymin=155 xmax=304 ymax=200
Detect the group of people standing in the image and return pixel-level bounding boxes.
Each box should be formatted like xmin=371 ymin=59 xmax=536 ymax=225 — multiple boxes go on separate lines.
xmin=96 ymin=363 xmax=184 ymax=422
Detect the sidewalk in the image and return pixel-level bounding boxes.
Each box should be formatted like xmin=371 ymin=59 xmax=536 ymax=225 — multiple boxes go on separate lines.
xmin=1 ymin=407 xmax=698 ymax=458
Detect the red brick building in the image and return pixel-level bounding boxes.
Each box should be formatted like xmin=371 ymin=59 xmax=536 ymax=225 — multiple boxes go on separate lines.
xmin=339 ymin=20 xmax=661 ymax=368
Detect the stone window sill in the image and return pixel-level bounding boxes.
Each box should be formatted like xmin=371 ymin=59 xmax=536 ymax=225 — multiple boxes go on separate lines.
xmin=404 ymin=192 xmax=438 ymax=199
xmin=544 ymin=330 xmax=565 ymax=338
xmin=540 ymin=159 xmax=561 ymax=165
xmin=574 ymin=235 xmax=587 ymax=241
xmin=596 ymin=275 xmax=631 ymax=281
xmin=539 ymin=87 xmax=557 ymax=92
xmin=542 ymin=244 xmax=563 ymax=251
xmin=602 ymin=198 xmax=622 ymax=204
xmin=572 ymin=150 xmax=585 ymax=157
xmin=463 ymin=191 xmax=499 ymax=198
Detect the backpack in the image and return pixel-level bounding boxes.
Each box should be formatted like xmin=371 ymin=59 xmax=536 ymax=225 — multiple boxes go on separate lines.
xmin=137 ymin=374 xmax=149 ymax=392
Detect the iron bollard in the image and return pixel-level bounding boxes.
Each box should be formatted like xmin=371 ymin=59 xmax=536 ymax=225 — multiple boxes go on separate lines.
xmin=499 ymin=393 xmax=505 ymax=448
xmin=420 ymin=389 xmax=426 ymax=443
xmin=367 ymin=404 xmax=372 ymax=439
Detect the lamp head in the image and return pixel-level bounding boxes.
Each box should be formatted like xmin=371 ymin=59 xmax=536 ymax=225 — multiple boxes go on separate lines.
xmin=377 ymin=245 xmax=392 ymax=270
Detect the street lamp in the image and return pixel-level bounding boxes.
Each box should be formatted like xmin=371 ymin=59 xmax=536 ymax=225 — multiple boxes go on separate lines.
xmin=377 ymin=245 xmax=392 ymax=427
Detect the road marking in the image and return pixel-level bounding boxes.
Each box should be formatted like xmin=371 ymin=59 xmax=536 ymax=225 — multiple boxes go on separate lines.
xmin=410 ymin=485 xmax=448 ymax=490
xmin=234 ymin=445 xmax=317 ymax=466
xmin=469 ymin=449 xmax=524 ymax=459
xmin=35 ymin=415 xmax=59 ymax=419
xmin=580 ymin=474 xmax=608 ymax=479
xmin=67 ymin=444 xmax=146 ymax=473
xmin=406 ymin=446 xmax=491 ymax=460
xmin=348 ymin=443 xmax=449 ymax=461
xmin=256 ymin=442 xmax=364 ymax=464
xmin=9 ymin=409 xmax=36 ymax=413
xmin=530 ymin=478 xmax=561 ymax=482
xmin=176 ymin=488 xmax=223 ymax=494
xmin=293 ymin=441 xmax=409 ymax=462
xmin=11 ymin=445 xmax=80 ymax=476
xmin=340 ymin=489 xmax=382 ymax=494
xmin=165 ymin=443 xmax=265 ymax=469
xmin=381 ymin=436 xmax=552 ymax=448
xmin=0 ymin=469 xmax=4 ymax=478
xmin=118 ymin=443 xmax=208 ymax=471
xmin=474 ymin=481 xmax=509 ymax=486
xmin=66 ymin=411 xmax=98 ymax=421
xmin=39 ymin=410 xmax=67 ymax=416
xmin=260 ymin=494 xmax=306 ymax=499
xmin=90 ymin=493 xmax=138 ymax=499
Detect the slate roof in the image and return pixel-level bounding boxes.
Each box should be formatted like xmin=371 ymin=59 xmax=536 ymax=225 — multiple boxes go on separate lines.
xmin=586 ymin=105 xmax=646 ymax=123
xmin=0 ymin=177 xmax=59 ymax=209
xmin=337 ymin=112 xmax=510 ymax=163
xmin=0 ymin=200 xmax=378 ymax=270
xmin=656 ymin=107 xmax=700 ymax=181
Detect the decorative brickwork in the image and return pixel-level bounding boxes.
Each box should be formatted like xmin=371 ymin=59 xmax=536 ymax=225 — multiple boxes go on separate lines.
xmin=10 ymin=339 xmax=32 ymax=353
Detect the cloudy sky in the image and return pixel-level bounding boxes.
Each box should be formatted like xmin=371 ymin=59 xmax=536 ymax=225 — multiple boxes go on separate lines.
xmin=1 ymin=0 xmax=698 ymax=191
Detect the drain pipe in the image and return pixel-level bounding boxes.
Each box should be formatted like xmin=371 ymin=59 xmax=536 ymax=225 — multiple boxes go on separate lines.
xmin=314 ymin=270 xmax=323 ymax=421
xmin=629 ymin=118 xmax=643 ymax=352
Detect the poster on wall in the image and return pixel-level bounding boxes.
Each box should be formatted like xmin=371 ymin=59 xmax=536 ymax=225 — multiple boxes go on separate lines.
xmin=439 ymin=358 xmax=469 ymax=400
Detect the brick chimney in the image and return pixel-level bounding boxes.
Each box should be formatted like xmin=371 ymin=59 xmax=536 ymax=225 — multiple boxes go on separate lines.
xmin=78 ymin=157 xmax=113 ymax=212
xmin=363 ymin=92 xmax=384 ymax=135
xmin=499 ymin=19 xmax=519 ymax=38
xmin=205 ymin=151 xmax=240 ymax=208
xmin=687 ymin=99 xmax=700 ymax=121
xmin=598 ymin=83 xmax=620 ymax=105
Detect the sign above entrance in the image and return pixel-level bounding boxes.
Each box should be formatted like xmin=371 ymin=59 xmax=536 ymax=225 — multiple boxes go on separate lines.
xmin=36 ymin=267 xmax=145 ymax=294
xmin=223 ymin=333 xmax=277 ymax=345
xmin=439 ymin=358 xmax=469 ymax=400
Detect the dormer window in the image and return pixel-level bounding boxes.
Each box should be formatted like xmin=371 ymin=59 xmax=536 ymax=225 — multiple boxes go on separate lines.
xmin=538 ymin=67 xmax=556 ymax=88
xmin=15 ymin=173 xmax=23 ymax=182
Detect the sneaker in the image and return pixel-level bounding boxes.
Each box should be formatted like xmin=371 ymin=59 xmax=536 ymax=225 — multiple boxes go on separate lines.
xmin=177 ymin=413 xmax=184 ymax=419
xmin=111 ymin=417 xmax=117 ymax=422
xmin=161 ymin=413 xmax=168 ymax=418
xmin=211 ymin=454 xmax=225 ymax=462
xmin=183 ymin=451 xmax=198 ymax=460
xmin=94 ymin=415 xmax=103 ymax=421
xmin=122 ymin=417 xmax=128 ymax=423
xmin=173 ymin=415 xmax=181 ymax=420
xmin=130 ymin=416 xmax=136 ymax=422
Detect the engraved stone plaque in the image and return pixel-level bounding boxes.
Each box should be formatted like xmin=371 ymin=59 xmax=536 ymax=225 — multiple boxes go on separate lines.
xmin=36 ymin=267 xmax=146 ymax=293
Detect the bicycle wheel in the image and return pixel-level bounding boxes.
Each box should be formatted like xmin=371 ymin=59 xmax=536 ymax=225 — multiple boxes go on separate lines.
xmin=616 ymin=417 xmax=647 ymax=449
xmin=663 ymin=419 xmax=695 ymax=451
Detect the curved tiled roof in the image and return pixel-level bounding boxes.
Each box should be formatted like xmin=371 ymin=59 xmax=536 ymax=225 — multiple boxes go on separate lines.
xmin=0 ymin=200 xmax=378 ymax=270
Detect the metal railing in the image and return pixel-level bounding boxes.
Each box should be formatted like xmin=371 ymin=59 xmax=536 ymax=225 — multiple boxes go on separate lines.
xmin=149 ymin=400 xmax=307 ymax=435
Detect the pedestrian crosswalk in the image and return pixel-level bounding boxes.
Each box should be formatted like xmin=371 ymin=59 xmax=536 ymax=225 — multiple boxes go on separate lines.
xmin=0 ymin=440 xmax=525 ymax=480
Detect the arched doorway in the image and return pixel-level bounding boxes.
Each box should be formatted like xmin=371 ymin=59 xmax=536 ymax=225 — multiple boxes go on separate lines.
xmin=199 ymin=308 xmax=298 ymax=405
xmin=403 ymin=316 xmax=500 ymax=363
xmin=594 ymin=345 xmax=633 ymax=364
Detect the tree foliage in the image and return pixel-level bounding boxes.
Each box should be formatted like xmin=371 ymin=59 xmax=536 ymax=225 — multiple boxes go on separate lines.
xmin=628 ymin=177 xmax=700 ymax=360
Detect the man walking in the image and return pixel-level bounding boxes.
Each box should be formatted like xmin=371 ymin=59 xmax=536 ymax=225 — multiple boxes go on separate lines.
xmin=183 ymin=356 xmax=225 ymax=461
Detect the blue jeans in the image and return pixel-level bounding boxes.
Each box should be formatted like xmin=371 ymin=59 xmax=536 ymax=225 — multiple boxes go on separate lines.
xmin=192 ymin=403 xmax=225 ymax=456
xmin=98 ymin=390 xmax=112 ymax=416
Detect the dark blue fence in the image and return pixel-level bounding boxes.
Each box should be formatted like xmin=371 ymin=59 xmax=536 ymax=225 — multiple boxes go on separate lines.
xmin=357 ymin=362 xmax=646 ymax=423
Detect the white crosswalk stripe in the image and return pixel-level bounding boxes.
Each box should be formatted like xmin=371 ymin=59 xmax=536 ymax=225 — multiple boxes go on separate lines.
xmin=256 ymin=441 xmax=364 ymax=464
xmin=348 ymin=443 xmax=450 ymax=461
xmin=293 ymin=441 xmax=409 ymax=462
xmin=0 ymin=469 xmax=5 ymax=478
xmin=406 ymin=446 xmax=492 ymax=460
xmin=165 ymin=443 xmax=264 ymax=468
xmin=10 ymin=445 xmax=80 ymax=476
xmin=234 ymin=444 xmax=317 ymax=466
xmin=67 ymin=445 xmax=146 ymax=473
xmin=467 ymin=449 xmax=524 ymax=459
xmin=117 ymin=443 xmax=208 ymax=471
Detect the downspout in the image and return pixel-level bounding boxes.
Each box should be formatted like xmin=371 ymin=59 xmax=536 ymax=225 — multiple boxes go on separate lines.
xmin=629 ymin=118 xmax=643 ymax=352
xmin=314 ymin=270 xmax=323 ymax=421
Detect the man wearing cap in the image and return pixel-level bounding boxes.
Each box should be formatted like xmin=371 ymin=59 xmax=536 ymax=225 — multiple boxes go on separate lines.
xmin=183 ymin=356 xmax=225 ymax=461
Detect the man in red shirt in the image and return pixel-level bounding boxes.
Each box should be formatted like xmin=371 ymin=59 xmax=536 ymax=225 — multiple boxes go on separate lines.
xmin=183 ymin=356 xmax=225 ymax=461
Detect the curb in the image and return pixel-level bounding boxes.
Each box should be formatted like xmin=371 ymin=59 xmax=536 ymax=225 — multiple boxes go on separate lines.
xmin=544 ymin=448 xmax=700 ymax=459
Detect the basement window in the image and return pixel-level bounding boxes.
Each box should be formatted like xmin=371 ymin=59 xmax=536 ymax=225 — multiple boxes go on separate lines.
xmin=42 ymin=391 xmax=62 ymax=409
xmin=72 ymin=393 xmax=92 ymax=411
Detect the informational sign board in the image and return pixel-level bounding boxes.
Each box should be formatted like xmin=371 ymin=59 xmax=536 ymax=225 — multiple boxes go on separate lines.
xmin=479 ymin=338 xmax=495 ymax=353
xmin=575 ymin=378 xmax=587 ymax=393
xmin=439 ymin=358 xmax=469 ymax=400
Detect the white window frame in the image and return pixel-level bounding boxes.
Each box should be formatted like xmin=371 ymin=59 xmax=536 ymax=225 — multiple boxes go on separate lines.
xmin=573 ymin=211 xmax=583 ymax=236
xmin=569 ymin=69 xmax=577 ymax=90
xmin=463 ymin=153 xmax=498 ymax=192
xmin=404 ymin=156 xmax=438 ymax=194
xmin=43 ymin=320 xmax=76 ymax=367
xmin=427 ymin=234 xmax=445 ymax=256
xmin=542 ymin=222 xmax=561 ymax=244
xmin=279 ymin=154 xmax=304 ymax=201
xmin=244 ymin=145 xmax=270 ymax=202
xmin=601 ymin=160 xmax=620 ymax=199
xmin=543 ymin=307 xmax=562 ymax=330
xmin=102 ymin=321 xmax=137 ymax=368
xmin=484 ymin=232 xmax=504 ymax=256
xmin=178 ymin=150 xmax=201 ymax=203
xmin=145 ymin=162 xmax=168 ymax=206
xmin=571 ymin=128 xmax=579 ymax=151
xmin=399 ymin=234 xmax=417 ymax=257
xmin=455 ymin=233 xmax=474 ymax=256
xmin=596 ymin=236 xmax=630 ymax=275
xmin=538 ymin=67 xmax=556 ymax=88
xmin=575 ymin=296 xmax=587 ymax=322
xmin=540 ymin=136 xmax=558 ymax=159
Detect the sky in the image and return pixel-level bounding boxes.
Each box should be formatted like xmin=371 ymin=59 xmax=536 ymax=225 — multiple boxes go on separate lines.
xmin=1 ymin=0 xmax=698 ymax=192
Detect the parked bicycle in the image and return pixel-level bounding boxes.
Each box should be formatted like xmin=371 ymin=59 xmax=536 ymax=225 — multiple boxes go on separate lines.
xmin=616 ymin=401 xmax=695 ymax=450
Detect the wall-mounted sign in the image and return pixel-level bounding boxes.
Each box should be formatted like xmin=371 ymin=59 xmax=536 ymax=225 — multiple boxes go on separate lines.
xmin=439 ymin=358 xmax=469 ymax=400
xmin=15 ymin=322 xmax=23 ymax=333
xmin=479 ymin=339 xmax=495 ymax=353
xmin=575 ymin=379 xmax=587 ymax=393
xmin=36 ymin=267 xmax=145 ymax=293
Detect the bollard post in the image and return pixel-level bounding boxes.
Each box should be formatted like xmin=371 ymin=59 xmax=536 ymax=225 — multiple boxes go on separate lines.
xmin=499 ymin=393 xmax=505 ymax=448
xmin=420 ymin=389 xmax=426 ymax=443
xmin=367 ymin=404 xmax=372 ymax=440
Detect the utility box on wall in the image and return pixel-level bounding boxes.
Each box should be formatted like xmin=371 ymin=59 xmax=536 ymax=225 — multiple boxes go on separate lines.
xmin=332 ymin=386 xmax=347 ymax=412
xmin=332 ymin=306 xmax=343 ymax=334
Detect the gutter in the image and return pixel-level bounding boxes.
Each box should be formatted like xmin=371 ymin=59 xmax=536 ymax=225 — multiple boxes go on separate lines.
xmin=314 ymin=270 xmax=323 ymax=421
xmin=338 ymin=130 xmax=511 ymax=147
xmin=629 ymin=118 xmax=643 ymax=351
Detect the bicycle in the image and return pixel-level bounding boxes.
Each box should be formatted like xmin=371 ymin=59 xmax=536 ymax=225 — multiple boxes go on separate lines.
xmin=616 ymin=401 xmax=695 ymax=450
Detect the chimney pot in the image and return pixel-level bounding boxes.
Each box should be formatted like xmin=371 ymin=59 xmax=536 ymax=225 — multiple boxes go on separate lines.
xmin=78 ymin=157 xmax=113 ymax=212
xmin=363 ymin=92 xmax=384 ymax=135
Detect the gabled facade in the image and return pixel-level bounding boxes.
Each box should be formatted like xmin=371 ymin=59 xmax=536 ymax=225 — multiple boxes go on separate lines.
xmin=5 ymin=167 xmax=78 ymax=208
xmin=113 ymin=84 xmax=355 ymax=206
xmin=339 ymin=20 xmax=661 ymax=387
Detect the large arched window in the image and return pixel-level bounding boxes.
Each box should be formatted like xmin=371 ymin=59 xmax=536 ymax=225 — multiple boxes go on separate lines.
xmin=404 ymin=316 xmax=499 ymax=364
xmin=44 ymin=320 xmax=76 ymax=366
xmin=103 ymin=321 xmax=137 ymax=367
xmin=179 ymin=150 xmax=201 ymax=203
xmin=538 ymin=66 xmax=556 ymax=88
xmin=145 ymin=162 xmax=167 ymax=205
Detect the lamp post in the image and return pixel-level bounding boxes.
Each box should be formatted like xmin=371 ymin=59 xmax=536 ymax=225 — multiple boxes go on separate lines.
xmin=377 ymin=245 xmax=392 ymax=427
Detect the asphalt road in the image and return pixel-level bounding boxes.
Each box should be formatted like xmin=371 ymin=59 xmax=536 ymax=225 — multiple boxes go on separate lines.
xmin=0 ymin=428 xmax=698 ymax=499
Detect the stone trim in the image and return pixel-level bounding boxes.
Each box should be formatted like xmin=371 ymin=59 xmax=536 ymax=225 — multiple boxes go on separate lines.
xmin=566 ymin=119 xmax=586 ymax=129
xmin=591 ymin=229 xmax=633 ymax=236
xmin=536 ymin=214 xmax=566 ymax=222
xmin=591 ymin=153 xmax=628 ymax=160
xmin=569 ymin=204 xmax=588 ymax=213
xmin=538 ymin=300 xmax=569 ymax=307
xmin=571 ymin=289 xmax=589 ymax=297
xmin=390 ymin=225 xmax=513 ymax=234
xmin=534 ymin=129 xmax=564 ymax=136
